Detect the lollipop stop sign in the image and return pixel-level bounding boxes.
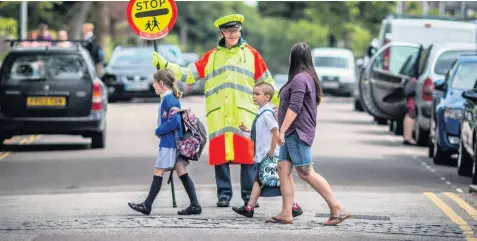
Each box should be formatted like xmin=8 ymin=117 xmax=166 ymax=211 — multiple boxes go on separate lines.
xmin=127 ymin=0 xmax=178 ymax=40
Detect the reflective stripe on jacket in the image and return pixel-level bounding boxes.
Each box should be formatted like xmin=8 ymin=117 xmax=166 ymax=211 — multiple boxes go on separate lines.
xmin=165 ymin=40 xmax=278 ymax=165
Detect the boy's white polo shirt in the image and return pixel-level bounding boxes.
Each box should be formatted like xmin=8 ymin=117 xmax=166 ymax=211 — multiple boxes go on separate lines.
xmin=254 ymin=103 xmax=279 ymax=163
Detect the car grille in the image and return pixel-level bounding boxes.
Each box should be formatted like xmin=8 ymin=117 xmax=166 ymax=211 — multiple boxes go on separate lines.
xmin=321 ymin=75 xmax=340 ymax=82
xmin=123 ymin=76 xmax=148 ymax=82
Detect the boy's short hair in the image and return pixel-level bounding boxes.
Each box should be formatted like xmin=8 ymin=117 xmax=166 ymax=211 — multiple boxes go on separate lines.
xmin=254 ymin=82 xmax=275 ymax=100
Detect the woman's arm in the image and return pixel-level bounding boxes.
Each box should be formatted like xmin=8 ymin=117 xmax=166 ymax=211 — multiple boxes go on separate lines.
xmin=280 ymin=78 xmax=306 ymax=134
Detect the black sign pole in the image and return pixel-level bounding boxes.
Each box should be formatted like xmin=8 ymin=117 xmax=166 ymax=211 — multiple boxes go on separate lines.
xmin=153 ymin=38 xmax=177 ymax=208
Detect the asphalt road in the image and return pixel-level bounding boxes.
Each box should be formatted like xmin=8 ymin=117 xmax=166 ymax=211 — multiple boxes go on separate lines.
xmin=1 ymin=96 xmax=477 ymax=241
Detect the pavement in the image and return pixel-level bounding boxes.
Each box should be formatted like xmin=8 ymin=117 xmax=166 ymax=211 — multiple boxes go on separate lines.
xmin=1 ymin=96 xmax=477 ymax=241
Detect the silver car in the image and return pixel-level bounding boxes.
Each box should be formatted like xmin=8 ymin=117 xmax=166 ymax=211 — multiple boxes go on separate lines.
xmin=413 ymin=42 xmax=477 ymax=146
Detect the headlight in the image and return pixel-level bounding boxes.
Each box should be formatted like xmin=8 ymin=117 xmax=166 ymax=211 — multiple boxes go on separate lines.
xmin=444 ymin=108 xmax=464 ymax=120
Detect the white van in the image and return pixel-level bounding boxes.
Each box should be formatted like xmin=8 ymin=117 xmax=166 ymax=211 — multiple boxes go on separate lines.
xmin=359 ymin=15 xmax=477 ymax=124
xmin=311 ymin=47 xmax=355 ymax=96
xmin=376 ymin=15 xmax=477 ymax=50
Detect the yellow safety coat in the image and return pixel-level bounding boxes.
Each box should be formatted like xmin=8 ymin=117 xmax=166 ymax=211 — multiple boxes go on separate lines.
xmin=156 ymin=38 xmax=279 ymax=166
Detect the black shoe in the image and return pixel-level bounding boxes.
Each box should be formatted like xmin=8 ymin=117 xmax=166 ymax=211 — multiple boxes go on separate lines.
xmin=292 ymin=206 xmax=303 ymax=217
xmin=128 ymin=202 xmax=151 ymax=215
xmin=177 ymin=204 xmax=202 ymax=215
xmin=232 ymin=206 xmax=254 ymax=218
xmin=217 ymin=199 xmax=230 ymax=207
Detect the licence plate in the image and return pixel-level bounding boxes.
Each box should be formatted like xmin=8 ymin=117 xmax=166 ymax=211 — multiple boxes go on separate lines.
xmin=27 ymin=96 xmax=66 ymax=107
xmin=322 ymin=82 xmax=339 ymax=89
xmin=125 ymin=83 xmax=150 ymax=91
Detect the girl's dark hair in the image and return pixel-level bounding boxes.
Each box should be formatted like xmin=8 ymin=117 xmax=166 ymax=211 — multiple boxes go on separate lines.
xmin=153 ymin=68 xmax=183 ymax=99
xmin=280 ymin=42 xmax=323 ymax=106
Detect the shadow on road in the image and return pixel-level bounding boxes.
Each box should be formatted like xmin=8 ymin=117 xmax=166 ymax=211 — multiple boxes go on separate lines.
xmin=1 ymin=143 xmax=89 ymax=152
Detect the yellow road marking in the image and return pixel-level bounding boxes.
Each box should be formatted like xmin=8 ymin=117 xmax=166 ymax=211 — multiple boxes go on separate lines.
xmin=445 ymin=192 xmax=477 ymax=221
xmin=424 ymin=192 xmax=477 ymax=240
xmin=0 ymin=135 xmax=41 ymax=160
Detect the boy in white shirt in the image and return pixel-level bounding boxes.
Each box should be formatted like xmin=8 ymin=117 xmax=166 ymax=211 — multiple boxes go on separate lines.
xmin=232 ymin=82 xmax=303 ymax=218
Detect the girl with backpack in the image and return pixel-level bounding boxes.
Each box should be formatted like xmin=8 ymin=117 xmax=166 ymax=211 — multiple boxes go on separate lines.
xmin=128 ymin=68 xmax=202 ymax=216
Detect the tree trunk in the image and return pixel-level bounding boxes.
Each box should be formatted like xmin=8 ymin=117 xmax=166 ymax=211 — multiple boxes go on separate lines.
xmin=179 ymin=22 xmax=188 ymax=50
xmin=97 ymin=2 xmax=111 ymax=50
xmin=68 ymin=1 xmax=93 ymax=39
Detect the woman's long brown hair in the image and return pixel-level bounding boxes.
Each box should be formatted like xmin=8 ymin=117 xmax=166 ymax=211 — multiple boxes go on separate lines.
xmin=280 ymin=42 xmax=323 ymax=106
xmin=153 ymin=68 xmax=183 ymax=99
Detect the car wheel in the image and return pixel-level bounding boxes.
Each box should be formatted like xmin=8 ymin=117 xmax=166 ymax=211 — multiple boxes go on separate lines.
xmin=389 ymin=120 xmax=394 ymax=132
xmin=91 ymin=131 xmax=105 ymax=149
xmin=457 ymin=140 xmax=473 ymax=177
xmin=414 ymin=125 xmax=429 ymax=147
xmin=0 ymin=135 xmax=4 ymax=149
xmin=433 ymin=130 xmax=452 ymax=166
xmin=393 ymin=119 xmax=403 ymax=136
xmin=375 ymin=117 xmax=387 ymax=125
xmin=428 ymin=126 xmax=434 ymax=158
xmin=472 ymin=160 xmax=477 ymax=185
xmin=354 ymin=99 xmax=364 ymax=112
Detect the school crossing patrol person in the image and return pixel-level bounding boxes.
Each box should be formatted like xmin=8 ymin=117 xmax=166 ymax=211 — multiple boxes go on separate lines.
xmin=152 ymin=14 xmax=279 ymax=207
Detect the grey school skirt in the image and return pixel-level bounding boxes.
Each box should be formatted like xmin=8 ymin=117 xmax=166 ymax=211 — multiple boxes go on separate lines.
xmin=155 ymin=147 xmax=189 ymax=170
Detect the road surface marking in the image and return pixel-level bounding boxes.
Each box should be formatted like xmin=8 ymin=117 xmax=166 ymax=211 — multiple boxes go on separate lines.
xmin=457 ymin=188 xmax=464 ymax=193
xmin=445 ymin=192 xmax=477 ymax=221
xmin=0 ymin=135 xmax=41 ymax=160
xmin=424 ymin=192 xmax=476 ymax=240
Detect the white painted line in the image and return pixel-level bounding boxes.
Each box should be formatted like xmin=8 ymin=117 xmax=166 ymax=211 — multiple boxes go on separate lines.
xmin=385 ymin=135 xmax=394 ymax=143
xmin=430 ymin=168 xmax=436 ymax=172
xmin=405 ymin=149 xmax=411 ymax=155
xmin=457 ymin=188 xmax=464 ymax=193
xmin=441 ymin=177 xmax=447 ymax=181
xmin=446 ymin=181 xmax=452 ymax=185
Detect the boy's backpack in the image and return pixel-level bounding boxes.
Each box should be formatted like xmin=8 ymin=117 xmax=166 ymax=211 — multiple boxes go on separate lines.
xmin=169 ymin=107 xmax=208 ymax=161
xmin=259 ymin=156 xmax=280 ymax=188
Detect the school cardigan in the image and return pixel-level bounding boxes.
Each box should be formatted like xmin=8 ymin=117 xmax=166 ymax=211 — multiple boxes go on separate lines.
xmin=155 ymin=91 xmax=183 ymax=148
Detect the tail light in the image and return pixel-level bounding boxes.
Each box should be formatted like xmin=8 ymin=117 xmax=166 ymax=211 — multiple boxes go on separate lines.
xmin=383 ymin=48 xmax=391 ymax=70
xmin=92 ymin=79 xmax=102 ymax=111
xmin=422 ymin=77 xmax=434 ymax=101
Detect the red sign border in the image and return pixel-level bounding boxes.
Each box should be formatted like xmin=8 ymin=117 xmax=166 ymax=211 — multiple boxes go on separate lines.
xmin=126 ymin=0 xmax=177 ymax=40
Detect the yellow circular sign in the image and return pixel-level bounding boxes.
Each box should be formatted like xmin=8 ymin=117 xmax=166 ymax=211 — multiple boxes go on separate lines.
xmin=127 ymin=0 xmax=177 ymax=40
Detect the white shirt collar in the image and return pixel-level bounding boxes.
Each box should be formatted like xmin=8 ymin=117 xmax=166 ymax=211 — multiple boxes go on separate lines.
xmin=258 ymin=102 xmax=272 ymax=114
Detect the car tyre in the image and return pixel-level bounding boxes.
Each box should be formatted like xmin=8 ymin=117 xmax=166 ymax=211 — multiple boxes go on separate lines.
xmin=433 ymin=131 xmax=453 ymax=166
xmin=393 ymin=119 xmax=404 ymax=136
xmin=457 ymin=140 xmax=473 ymax=177
xmin=354 ymin=99 xmax=364 ymax=112
xmin=91 ymin=131 xmax=105 ymax=149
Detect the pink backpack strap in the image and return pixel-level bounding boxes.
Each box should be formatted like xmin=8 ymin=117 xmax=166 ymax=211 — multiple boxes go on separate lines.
xmin=168 ymin=107 xmax=181 ymax=118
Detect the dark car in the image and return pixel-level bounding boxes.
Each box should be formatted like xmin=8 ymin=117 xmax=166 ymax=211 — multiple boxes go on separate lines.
xmin=102 ymin=45 xmax=202 ymax=102
xmin=0 ymin=41 xmax=108 ymax=149
xmin=429 ymin=55 xmax=477 ymax=166
xmin=455 ymin=55 xmax=477 ymax=183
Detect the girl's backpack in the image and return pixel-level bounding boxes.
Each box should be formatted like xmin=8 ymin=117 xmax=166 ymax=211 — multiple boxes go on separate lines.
xmin=259 ymin=156 xmax=281 ymax=188
xmin=169 ymin=107 xmax=208 ymax=161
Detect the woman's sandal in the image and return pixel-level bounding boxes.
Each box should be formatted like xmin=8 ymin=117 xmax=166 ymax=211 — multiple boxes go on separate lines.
xmin=265 ymin=216 xmax=293 ymax=224
xmin=322 ymin=209 xmax=352 ymax=226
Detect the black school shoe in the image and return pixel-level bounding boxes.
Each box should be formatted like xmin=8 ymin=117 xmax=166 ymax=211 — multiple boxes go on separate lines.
xmin=232 ymin=205 xmax=302 ymax=218
xmin=178 ymin=204 xmax=202 ymax=215
xmin=128 ymin=202 xmax=151 ymax=215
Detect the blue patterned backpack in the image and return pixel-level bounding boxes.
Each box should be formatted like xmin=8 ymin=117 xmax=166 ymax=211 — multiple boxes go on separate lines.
xmin=259 ymin=155 xmax=281 ymax=188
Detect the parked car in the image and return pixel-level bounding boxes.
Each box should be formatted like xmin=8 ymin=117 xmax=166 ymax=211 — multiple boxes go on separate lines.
xmin=430 ymin=54 xmax=477 ymax=166
xmin=102 ymin=45 xmax=202 ymax=102
xmin=413 ymin=43 xmax=477 ymax=146
xmin=0 ymin=40 xmax=108 ymax=149
xmin=311 ymin=47 xmax=356 ymax=96
xmin=360 ymin=14 xmax=477 ymax=125
xmin=460 ymin=85 xmax=477 ymax=184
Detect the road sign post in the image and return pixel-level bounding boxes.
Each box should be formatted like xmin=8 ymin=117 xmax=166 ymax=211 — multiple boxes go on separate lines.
xmin=126 ymin=0 xmax=178 ymax=207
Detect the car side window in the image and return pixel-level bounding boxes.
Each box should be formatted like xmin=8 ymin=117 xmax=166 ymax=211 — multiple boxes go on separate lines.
xmin=373 ymin=46 xmax=420 ymax=77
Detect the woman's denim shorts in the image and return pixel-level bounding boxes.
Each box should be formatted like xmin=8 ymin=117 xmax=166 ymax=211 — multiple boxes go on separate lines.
xmin=278 ymin=131 xmax=313 ymax=166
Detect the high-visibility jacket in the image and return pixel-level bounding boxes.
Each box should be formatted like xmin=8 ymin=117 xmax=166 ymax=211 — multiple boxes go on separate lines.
xmin=163 ymin=39 xmax=279 ymax=166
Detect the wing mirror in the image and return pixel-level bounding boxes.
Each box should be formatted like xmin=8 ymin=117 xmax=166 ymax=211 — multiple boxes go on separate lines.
xmin=462 ymin=89 xmax=477 ymax=100
xmin=434 ymin=79 xmax=446 ymax=91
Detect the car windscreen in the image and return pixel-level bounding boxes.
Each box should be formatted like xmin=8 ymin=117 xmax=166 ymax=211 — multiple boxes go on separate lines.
xmin=313 ymin=56 xmax=349 ymax=68
xmin=435 ymin=50 xmax=477 ymax=75
xmin=109 ymin=49 xmax=152 ymax=67
xmin=450 ymin=62 xmax=477 ymax=89
xmin=2 ymin=53 xmax=88 ymax=82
